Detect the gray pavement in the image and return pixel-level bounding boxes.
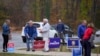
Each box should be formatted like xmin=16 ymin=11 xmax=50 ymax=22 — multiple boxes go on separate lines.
xmin=0 ymin=31 xmax=100 ymax=49
xmin=14 ymin=50 xmax=72 ymax=56
xmin=0 ymin=31 xmax=100 ymax=56
xmin=14 ymin=50 xmax=100 ymax=56
xmin=0 ymin=31 xmax=26 ymax=49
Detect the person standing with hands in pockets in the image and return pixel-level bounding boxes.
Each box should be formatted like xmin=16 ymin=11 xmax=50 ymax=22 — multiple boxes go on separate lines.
xmin=56 ymin=19 xmax=65 ymax=45
xmin=2 ymin=19 xmax=11 ymax=52
xmin=77 ymin=20 xmax=87 ymax=54
xmin=24 ymin=20 xmax=37 ymax=51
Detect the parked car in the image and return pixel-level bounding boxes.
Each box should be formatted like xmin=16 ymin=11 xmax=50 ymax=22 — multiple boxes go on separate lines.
xmin=52 ymin=24 xmax=74 ymax=37
xmin=21 ymin=22 xmax=58 ymax=40
xmin=95 ymin=30 xmax=100 ymax=37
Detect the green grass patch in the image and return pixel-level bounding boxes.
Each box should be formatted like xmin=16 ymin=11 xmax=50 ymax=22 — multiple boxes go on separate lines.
xmin=0 ymin=53 xmax=46 ymax=56
xmin=59 ymin=45 xmax=71 ymax=52
xmin=92 ymin=47 xmax=100 ymax=54
xmin=92 ymin=42 xmax=100 ymax=54
xmin=95 ymin=42 xmax=100 ymax=45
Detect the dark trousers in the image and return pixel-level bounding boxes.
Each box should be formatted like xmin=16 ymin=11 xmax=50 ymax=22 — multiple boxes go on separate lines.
xmin=58 ymin=32 xmax=65 ymax=44
xmin=80 ymin=40 xmax=84 ymax=55
xmin=83 ymin=40 xmax=91 ymax=56
xmin=2 ymin=34 xmax=9 ymax=50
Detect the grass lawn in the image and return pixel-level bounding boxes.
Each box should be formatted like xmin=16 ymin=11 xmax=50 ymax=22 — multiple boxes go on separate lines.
xmin=92 ymin=43 xmax=100 ymax=54
xmin=92 ymin=47 xmax=100 ymax=54
xmin=0 ymin=53 xmax=46 ymax=56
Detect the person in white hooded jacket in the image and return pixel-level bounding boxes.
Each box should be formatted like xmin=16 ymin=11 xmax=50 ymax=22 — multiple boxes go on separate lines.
xmin=40 ymin=18 xmax=50 ymax=52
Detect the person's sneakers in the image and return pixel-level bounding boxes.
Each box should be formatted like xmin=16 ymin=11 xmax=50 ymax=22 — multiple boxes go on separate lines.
xmin=5 ymin=49 xmax=8 ymax=52
xmin=32 ymin=50 xmax=35 ymax=52
xmin=26 ymin=49 xmax=30 ymax=51
xmin=45 ymin=51 xmax=49 ymax=52
xmin=43 ymin=50 xmax=49 ymax=52
xmin=2 ymin=49 xmax=7 ymax=52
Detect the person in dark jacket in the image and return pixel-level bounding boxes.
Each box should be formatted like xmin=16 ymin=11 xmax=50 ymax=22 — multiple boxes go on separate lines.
xmin=56 ymin=19 xmax=65 ymax=44
xmin=2 ymin=19 xmax=11 ymax=52
xmin=83 ymin=23 xmax=94 ymax=56
xmin=77 ymin=20 xmax=87 ymax=54
xmin=24 ymin=20 xmax=37 ymax=51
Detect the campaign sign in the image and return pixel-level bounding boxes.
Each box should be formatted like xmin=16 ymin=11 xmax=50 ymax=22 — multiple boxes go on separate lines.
xmin=72 ymin=47 xmax=82 ymax=56
xmin=49 ymin=38 xmax=60 ymax=48
xmin=67 ymin=38 xmax=79 ymax=48
xmin=7 ymin=43 xmax=14 ymax=53
xmin=33 ymin=40 xmax=45 ymax=50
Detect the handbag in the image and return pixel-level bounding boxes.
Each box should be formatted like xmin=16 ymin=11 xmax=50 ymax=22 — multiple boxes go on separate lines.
xmin=22 ymin=36 xmax=26 ymax=43
xmin=88 ymin=34 xmax=95 ymax=49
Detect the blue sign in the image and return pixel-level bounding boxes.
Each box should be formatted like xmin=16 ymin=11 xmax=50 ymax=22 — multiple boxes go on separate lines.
xmin=49 ymin=38 xmax=60 ymax=48
xmin=7 ymin=48 xmax=14 ymax=53
xmin=72 ymin=47 xmax=82 ymax=56
xmin=67 ymin=38 xmax=79 ymax=48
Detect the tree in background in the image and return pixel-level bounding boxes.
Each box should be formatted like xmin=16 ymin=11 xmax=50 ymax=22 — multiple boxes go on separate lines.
xmin=0 ymin=0 xmax=100 ymax=29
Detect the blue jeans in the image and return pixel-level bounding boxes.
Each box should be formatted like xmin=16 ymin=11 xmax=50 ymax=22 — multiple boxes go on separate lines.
xmin=26 ymin=38 xmax=34 ymax=50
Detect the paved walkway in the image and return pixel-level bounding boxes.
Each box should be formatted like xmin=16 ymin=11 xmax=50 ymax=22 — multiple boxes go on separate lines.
xmin=0 ymin=49 xmax=99 ymax=56
xmin=15 ymin=50 xmax=71 ymax=56
xmin=0 ymin=32 xmax=100 ymax=56
xmin=13 ymin=50 xmax=100 ymax=56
